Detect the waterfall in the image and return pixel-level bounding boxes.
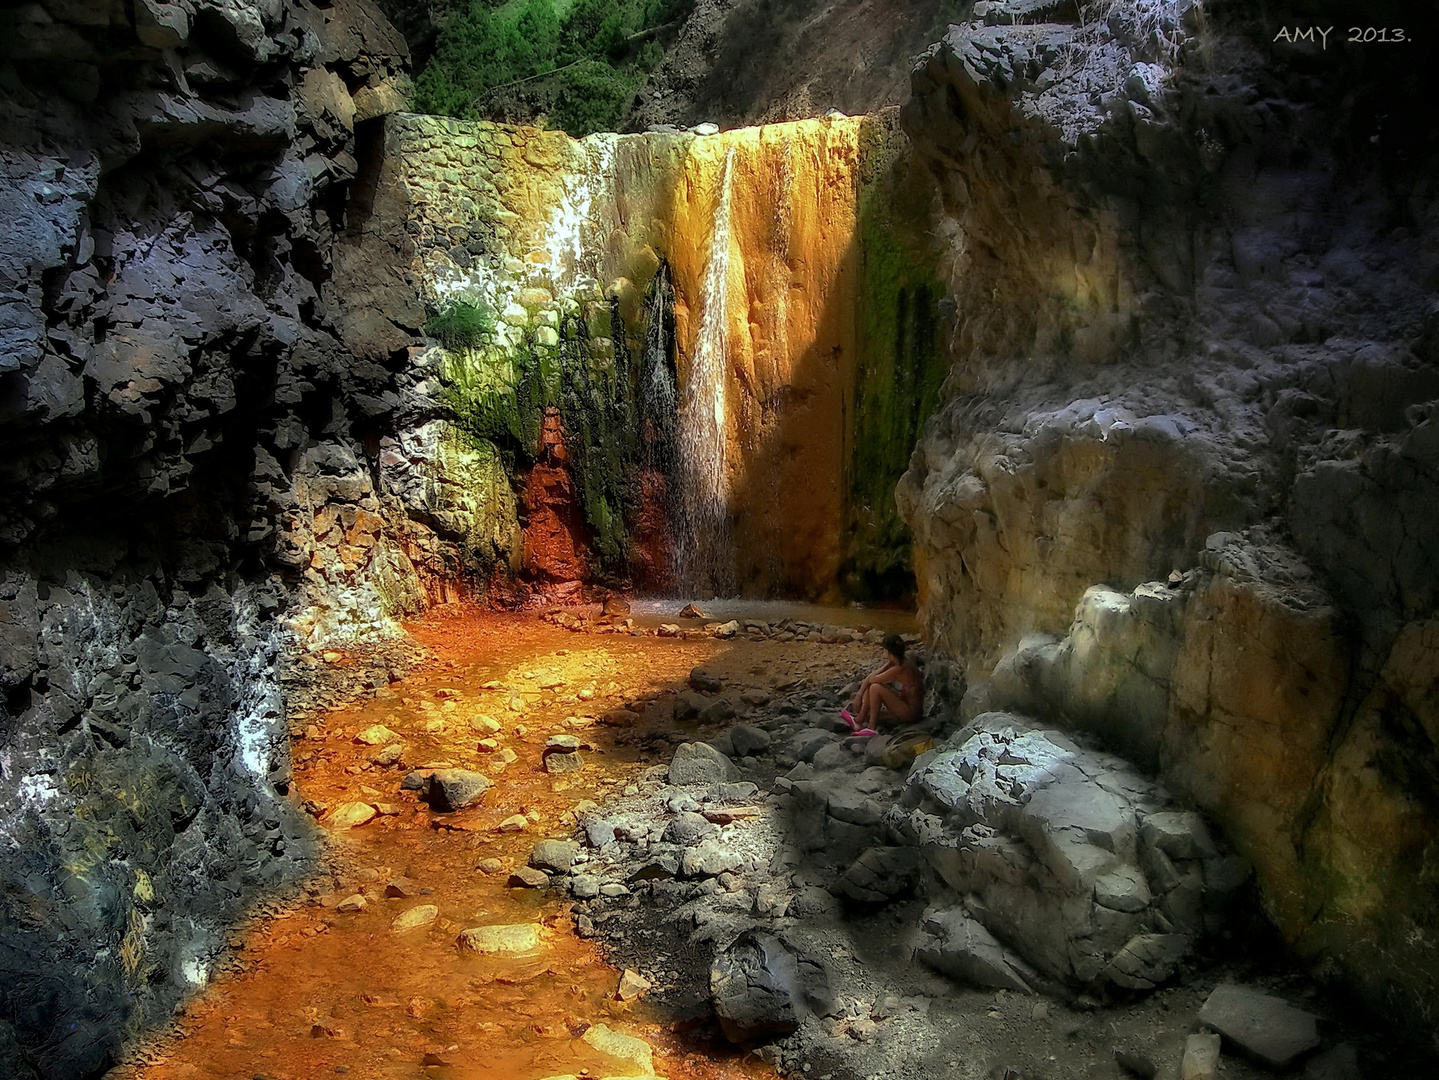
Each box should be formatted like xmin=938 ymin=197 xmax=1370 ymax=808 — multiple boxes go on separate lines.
xmin=675 ymin=148 xmax=737 ymax=597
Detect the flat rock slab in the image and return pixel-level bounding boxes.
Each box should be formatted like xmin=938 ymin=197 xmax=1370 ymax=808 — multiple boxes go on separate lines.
xmin=456 ymin=923 xmax=543 ymax=955
xmin=1199 ymin=983 xmax=1320 ymax=1068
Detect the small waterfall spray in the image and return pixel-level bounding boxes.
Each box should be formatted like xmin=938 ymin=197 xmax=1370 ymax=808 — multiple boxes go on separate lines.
xmin=676 ymin=148 xmax=737 ymax=596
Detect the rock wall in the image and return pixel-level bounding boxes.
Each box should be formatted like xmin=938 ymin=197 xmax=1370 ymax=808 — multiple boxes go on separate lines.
xmin=354 ymin=108 xmax=948 ymax=600
xmin=897 ymin=0 xmax=1439 ymax=1044
xmin=0 ymin=1 xmax=423 ymax=1075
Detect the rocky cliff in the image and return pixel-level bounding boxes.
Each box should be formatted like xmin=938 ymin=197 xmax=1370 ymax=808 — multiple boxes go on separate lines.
xmin=0 ymin=2 xmax=416 ymax=1075
xmin=897 ymin=0 xmax=1439 ymax=1045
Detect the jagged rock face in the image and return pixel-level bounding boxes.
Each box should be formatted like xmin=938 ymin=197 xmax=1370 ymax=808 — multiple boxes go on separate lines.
xmin=893 ymin=714 xmax=1246 ymax=993
xmin=897 ymin=0 xmax=1439 ymax=1044
xmin=0 ymin=1 xmax=415 ymax=1075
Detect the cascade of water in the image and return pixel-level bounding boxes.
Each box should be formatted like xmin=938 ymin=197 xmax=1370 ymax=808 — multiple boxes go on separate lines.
xmin=542 ymin=135 xmax=617 ymax=293
xmin=675 ymin=148 xmax=737 ymax=597
xmin=641 ymin=262 xmax=677 ymax=445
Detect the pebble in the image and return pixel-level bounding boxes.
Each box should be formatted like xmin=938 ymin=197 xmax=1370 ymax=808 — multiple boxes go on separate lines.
xmin=509 ymin=866 xmax=550 ymax=888
xmin=497 ymin=814 xmax=529 ymax=832
xmin=477 ymin=858 xmax=503 ymax=874
xmin=470 ymin=714 xmax=501 ymax=733
xmin=335 ymin=894 xmax=366 ymax=913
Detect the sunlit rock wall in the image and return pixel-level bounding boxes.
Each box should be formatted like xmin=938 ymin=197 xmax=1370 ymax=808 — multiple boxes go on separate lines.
xmin=898 ymin=0 xmax=1439 ymax=1043
xmin=356 ymin=109 xmax=947 ymax=600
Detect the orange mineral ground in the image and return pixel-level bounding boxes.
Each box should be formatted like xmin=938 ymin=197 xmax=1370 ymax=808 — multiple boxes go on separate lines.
xmin=112 ymin=606 xmax=890 ymax=1080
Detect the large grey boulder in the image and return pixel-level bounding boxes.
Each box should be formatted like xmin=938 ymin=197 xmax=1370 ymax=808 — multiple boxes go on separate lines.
xmin=711 ymin=930 xmax=834 ymax=1043
xmin=669 ymin=741 xmax=738 ymax=785
xmin=891 ymin=713 xmax=1243 ymax=992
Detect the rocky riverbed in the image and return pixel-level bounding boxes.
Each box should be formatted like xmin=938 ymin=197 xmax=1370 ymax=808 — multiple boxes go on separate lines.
xmin=109 ymin=607 xmax=1425 ymax=1080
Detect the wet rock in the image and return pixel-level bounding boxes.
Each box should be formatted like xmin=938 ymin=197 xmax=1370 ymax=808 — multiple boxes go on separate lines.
xmin=689 ymin=667 xmax=723 ymax=693
xmin=355 ymin=724 xmax=401 ymax=745
xmin=918 ymin=907 xmax=1035 ymax=993
xmin=617 ymin=968 xmax=652 ymax=1000
xmin=1198 ymin=984 xmax=1320 ymax=1068
xmin=456 ymin=923 xmax=542 ymax=955
xmin=509 ymin=866 xmax=550 ymax=888
xmin=678 ymin=603 xmax=707 ymax=619
xmin=423 ymin=769 xmax=492 ymax=811
xmin=581 ymin=1023 xmax=653 ymax=1074
xmin=1181 ymin=1033 xmax=1222 ymax=1080
xmin=711 ymin=929 xmax=834 ymax=1043
xmin=600 ymin=707 xmax=643 ymax=727
xmin=329 ymin=802 xmax=378 ymax=828
xmin=669 ymin=742 xmax=738 ymax=785
xmin=391 ymin=905 xmax=439 ymax=933
xmin=729 ymin=724 xmax=772 ymax=756
xmin=400 ymin=771 xmax=429 ymax=791
xmin=385 ymin=877 xmax=419 ymax=898
xmin=529 ymin=839 xmax=580 ymax=873
xmin=542 ymin=735 xmax=584 ymax=773
xmin=372 ymin=743 xmax=406 ymax=766
xmin=839 ymin=846 xmax=923 ymax=902
xmin=665 ymin=811 xmax=719 ymax=846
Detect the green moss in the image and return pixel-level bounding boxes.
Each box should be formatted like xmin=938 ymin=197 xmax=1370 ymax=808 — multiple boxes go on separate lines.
xmin=845 ymin=116 xmax=950 ymax=600
xmin=433 ymin=300 xmax=643 ymax=581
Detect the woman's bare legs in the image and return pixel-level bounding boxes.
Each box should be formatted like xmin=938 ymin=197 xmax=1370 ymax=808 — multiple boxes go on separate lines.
xmin=858 ymin=682 xmax=917 ymax=730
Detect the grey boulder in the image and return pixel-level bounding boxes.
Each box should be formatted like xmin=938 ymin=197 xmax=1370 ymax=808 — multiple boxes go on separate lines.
xmin=711 ymin=929 xmax=834 ymax=1043
xmin=669 ymin=742 xmax=738 ymax=785
xmin=424 ymin=769 xmax=491 ymax=811
xmin=1198 ymin=983 xmax=1320 ymax=1068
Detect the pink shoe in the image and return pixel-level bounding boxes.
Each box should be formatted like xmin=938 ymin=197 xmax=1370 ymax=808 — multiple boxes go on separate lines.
xmin=852 ymin=728 xmax=878 ymax=738
xmin=839 ymin=709 xmax=857 ymax=730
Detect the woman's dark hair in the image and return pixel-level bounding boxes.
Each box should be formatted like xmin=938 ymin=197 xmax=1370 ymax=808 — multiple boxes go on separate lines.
xmin=882 ymin=633 xmax=906 ymax=659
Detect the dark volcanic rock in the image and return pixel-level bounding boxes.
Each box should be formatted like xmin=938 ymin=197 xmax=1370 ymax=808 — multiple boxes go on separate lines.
xmin=710 ymin=929 xmax=835 ymax=1044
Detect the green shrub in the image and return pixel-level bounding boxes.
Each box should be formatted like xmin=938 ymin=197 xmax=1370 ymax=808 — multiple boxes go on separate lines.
xmin=424 ymin=300 xmax=496 ymax=350
xmin=413 ymin=0 xmax=678 ymax=135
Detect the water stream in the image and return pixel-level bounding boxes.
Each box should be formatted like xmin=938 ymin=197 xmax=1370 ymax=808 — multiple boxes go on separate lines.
xmin=675 ymin=148 xmax=738 ymax=598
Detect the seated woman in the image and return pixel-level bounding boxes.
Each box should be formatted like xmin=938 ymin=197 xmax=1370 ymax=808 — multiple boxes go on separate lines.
xmin=842 ymin=633 xmax=923 ymax=736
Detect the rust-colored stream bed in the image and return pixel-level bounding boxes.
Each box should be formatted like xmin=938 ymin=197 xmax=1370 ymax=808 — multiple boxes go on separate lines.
xmin=112 ymin=606 xmax=883 ymax=1080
